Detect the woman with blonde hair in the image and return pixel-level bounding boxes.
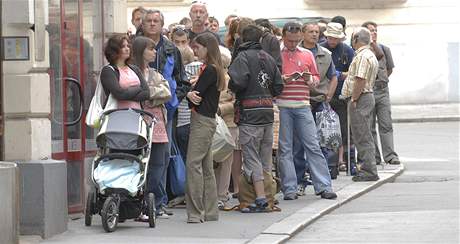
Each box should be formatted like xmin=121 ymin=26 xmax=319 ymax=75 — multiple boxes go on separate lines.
xmin=185 ymin=32 xmax=225 ymax=223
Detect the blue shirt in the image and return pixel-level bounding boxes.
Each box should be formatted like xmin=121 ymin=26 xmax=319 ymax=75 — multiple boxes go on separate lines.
xmin=320 ymin=41 xmax=355 ymax=97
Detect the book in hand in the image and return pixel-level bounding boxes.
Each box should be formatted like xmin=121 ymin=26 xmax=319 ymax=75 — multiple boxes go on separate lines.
xmin=285 ymin=71 xmax=312 ymax=82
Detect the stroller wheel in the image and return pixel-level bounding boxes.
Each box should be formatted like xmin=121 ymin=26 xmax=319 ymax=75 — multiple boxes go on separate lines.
xmin=101 ymin=196 xmax=119 ymax=232
xmin=147 ymin=193 xmax=156 ymax=228
xmin=85 ymin=189 xmax=95 ymax=226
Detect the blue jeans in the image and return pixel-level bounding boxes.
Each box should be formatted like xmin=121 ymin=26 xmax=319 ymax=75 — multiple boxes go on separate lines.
xmin=293 ymin=102 xmax=331 ymax=185
xmin=176 ymin=124 xmax=190 ymax=164
xmin=278 ymin=106 xmax=332 ymax=195
xmin=146 ymin=142 xmax=169 ymax=212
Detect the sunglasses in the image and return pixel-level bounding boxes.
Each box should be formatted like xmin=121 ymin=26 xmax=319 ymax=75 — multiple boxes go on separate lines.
xmin=172 ymin=25 xmax=186 ymax=34
xmin=285 ymin=25 xmax=302 ymax=33
xmin=191 ymin=0 xmax=207 ymax=5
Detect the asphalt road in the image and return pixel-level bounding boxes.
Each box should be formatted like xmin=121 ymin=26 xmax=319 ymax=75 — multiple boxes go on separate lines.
xmin=288 ymin=122 xmax=460 ymax=243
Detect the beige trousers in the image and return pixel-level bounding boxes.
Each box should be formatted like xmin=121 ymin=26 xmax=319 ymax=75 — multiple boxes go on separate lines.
xmin=214 ymin=127 xmax=238 ymax=201
xmin=185 ymin=111 xmax=218 ymax=222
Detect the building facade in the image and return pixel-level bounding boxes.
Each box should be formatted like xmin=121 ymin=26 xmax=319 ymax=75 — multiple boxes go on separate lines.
xmin=0 ymin=0 xmax=458 ymax=238
xmin=1 ymin=0 xmax=129 ymax=237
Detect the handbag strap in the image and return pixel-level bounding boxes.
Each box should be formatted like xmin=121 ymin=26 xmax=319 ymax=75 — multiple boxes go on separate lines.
xmin=170 ymin=140 xmax=180 ymax=157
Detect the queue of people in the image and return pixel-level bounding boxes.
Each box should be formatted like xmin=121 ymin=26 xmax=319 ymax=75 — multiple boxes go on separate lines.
xmin=95 ymin=0 xmax=399 ymax=224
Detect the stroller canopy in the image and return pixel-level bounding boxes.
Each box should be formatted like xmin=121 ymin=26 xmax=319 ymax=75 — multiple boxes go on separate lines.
xmin=96 ymin=109 xmax=149 ymax=150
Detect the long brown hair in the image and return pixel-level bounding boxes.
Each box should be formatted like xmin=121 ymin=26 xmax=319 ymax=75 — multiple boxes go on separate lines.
xmin=131 ymin=36 xmax=155 ymax=69
xmin=193 ymin=32 xmax=225 ymax=91
xmin=224 ymin=18 xmax=240 ymax=48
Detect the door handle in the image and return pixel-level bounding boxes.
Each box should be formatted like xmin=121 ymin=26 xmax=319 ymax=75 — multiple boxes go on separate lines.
xmin=63 ymin=77 xmax=84 ymax=126
xmin=50 ymin=77 xmax=84 ymax=126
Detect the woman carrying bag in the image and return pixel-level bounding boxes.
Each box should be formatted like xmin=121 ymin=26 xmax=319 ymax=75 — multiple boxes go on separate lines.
xmin=100 ymin=34 xmax=150 ymax=109
xmin=131 ymin=36 xmax=172 ymax=220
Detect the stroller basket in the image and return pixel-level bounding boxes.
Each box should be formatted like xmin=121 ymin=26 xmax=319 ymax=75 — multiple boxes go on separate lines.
xmin=96 ymin=109 xmax=149 ymax=150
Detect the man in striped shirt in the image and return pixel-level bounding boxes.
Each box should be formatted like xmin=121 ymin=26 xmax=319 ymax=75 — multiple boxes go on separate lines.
xmin=277 ymin=22 xmax=337 ymax=201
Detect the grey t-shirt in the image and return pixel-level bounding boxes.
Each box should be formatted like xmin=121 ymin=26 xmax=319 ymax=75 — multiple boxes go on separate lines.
xmin=375 ymin=44 xmax=394 ymax=85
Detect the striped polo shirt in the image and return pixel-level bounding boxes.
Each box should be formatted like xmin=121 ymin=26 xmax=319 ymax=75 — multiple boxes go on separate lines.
xmin=177 ymin=61 xmax=202 ymax=127
xmin=277 ymin=45 xmax=320 ymax=108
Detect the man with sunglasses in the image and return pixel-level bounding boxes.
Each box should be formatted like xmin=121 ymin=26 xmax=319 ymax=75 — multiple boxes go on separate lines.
xmin=292 ymin=22 xmax=339 ymax=196
xmin=277 ymin=22 xmax=337 ymax=201
xmin=187 ymin=1 xmax=223 ymax=45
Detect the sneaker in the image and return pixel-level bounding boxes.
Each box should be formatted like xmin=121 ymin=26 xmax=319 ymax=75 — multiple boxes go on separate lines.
xmin=161 ymin=205 xmax=174 ymax=216
xmin=352 ymin=173 xmax=379 ymax=182
xmin=232 ymin=192 xmax=239 ymax=199
xmin=387 ymin=158 xmax=401 ymax=165
xmin=296 ymin=185 xmax=306 ymax=196
xmin=283 ymin=193 xmax=298 ymax=200
xmin=155 ymin=211 xmax=170 ymax=219
xmin=217 ymin=200 xmax=231 ymax=210
xmin=135 ymin=214 xmax=149 ymax=222
xmin=320 ymin=191 xmax=337 ymax=200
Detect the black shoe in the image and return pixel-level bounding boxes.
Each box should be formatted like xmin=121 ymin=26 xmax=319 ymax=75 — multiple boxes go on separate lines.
xmin=352 ymin=174 xmax=379 ymax=182
xmin=283 ymin=194 xmax=298 ymax=200
xmin=387 ymin=158 xmax=401 ymax=165
xmin=320 ymin=191 xmax=337 ymax=200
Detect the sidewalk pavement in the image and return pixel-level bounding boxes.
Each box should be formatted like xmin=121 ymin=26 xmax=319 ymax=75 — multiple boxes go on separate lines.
xmin=22 ymin=164 xmax=404 ymax=244
xmin=18 ymin=103 xmax=454 ymax=244
xmin=391 ymin=103 xmax=459 ymax=123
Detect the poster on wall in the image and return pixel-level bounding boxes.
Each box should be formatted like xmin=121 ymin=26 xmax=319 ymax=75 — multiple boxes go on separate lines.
xmin=1 ymin=36 xmax=30 ymax=61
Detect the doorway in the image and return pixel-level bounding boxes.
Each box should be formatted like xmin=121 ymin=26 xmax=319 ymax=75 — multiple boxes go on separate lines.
xmin=48 ymin=0 xmax=105 ymax=213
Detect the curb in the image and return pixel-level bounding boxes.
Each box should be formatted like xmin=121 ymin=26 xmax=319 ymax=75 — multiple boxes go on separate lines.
xmin=247 ymin=164 xmax=405 ymax=244
xmin=392 ymin=116 xmax=460 ymax=123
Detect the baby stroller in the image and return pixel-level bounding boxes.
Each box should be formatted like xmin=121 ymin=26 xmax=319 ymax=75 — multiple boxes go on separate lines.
xmin=85 ymin=108 xmax=156 ymax=232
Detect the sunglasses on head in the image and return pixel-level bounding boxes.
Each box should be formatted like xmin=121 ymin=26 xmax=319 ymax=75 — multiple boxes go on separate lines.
xmin=191 ymin=0 xmax=207 ymax=5
xmin=285 ymin=25 xmax=301 ymax=33
xmin=172 ymin=25 xmax=186 ymax=34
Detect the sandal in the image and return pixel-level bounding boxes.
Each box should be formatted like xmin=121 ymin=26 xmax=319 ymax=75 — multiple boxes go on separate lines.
xmin=240 ymin=203 xmax=271 ymax=213
xmin=338 ymin=162 xmax=347 ymax=172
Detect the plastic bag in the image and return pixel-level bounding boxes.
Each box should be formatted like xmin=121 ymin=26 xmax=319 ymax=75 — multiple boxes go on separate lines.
xmin=212 ymin=115 xmax=235 ymax=162
xmin=315 ymin=103 xmax=342 ymax=150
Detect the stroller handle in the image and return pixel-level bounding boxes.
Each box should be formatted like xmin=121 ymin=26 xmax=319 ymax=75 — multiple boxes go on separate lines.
xmin=102 ymin=108 xmax=154 ymax=120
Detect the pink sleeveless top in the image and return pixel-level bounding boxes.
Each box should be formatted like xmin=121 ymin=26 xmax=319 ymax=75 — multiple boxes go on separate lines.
xmin=117 ymin=66 xmax=141 ymax=109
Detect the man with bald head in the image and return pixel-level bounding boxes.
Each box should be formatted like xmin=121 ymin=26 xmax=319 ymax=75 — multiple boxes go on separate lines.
xmin=341 ymin=27 xmax=379 ymax=182
xmin=187 ymin=1 xmax=222 ymax=45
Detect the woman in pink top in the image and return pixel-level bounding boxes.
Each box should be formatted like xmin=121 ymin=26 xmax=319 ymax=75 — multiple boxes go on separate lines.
xmin=132 ymin=36 xmax=173 ymax=220
xmin=100 ymin=34 xmax=149 ymax=109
